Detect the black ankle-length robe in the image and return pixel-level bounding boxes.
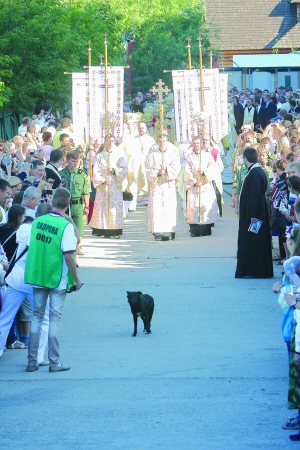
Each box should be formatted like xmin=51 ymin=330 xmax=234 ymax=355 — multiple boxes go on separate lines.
xmin=235 ymin=163 xmax=273 ymax=278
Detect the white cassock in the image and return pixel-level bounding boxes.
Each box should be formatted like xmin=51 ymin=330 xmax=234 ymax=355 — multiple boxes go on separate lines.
xmin=122 ymin=135 xmax=141 ymax=211
xmin=89 ymin=146 xmax=127 ymax=234
xmin=184 ymin=151 xmax=219 ymax=225
xmin=146 ymin=143 xmax=181 ymax=234
xmin=134 ymin=133 xmax=156 ymax=205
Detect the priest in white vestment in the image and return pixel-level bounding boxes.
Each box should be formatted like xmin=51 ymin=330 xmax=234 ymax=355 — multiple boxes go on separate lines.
xmin=134 ymin=122 xmax=156 ymax=206
xmin=145 ymin=133 xmax=181 ymax=241
xmin=184 ymin=136 xmax=219 ymax=237
xmin=89 ymin=135 xmax=127 ymax=238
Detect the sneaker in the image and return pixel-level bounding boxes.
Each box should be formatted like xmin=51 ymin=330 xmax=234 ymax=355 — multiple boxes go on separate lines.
xmin=26 ymin=365 xmax=39 ymax=372
xmin=49 ymin=363 xmax=70 ymax=372
xmin=282 ymin=416 xmax=300 ymax=430
xmin=76 ymin=246 xmax=85 ymax=256
xmin=38 ymin=360 xmax=50 ymax=367
xmin=7 ymin=340 xmax=28 ymax=349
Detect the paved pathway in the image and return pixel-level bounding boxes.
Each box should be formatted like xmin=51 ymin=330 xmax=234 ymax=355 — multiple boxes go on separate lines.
xmin=0 ymin=192 xmax=295 ymax=449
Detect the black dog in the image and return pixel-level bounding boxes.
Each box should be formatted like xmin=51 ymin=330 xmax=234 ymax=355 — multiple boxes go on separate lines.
xmin=127 ymin=291 xmax=154 ymax=337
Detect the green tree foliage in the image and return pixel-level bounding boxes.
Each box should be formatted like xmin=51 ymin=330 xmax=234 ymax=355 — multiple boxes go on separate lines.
xmin=0 ymin=0 xmax=210 ymax=114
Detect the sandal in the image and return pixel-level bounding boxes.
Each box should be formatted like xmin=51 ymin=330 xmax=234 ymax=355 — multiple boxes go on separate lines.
xmin=282 ymin=416 xmax=300 ymax=430
xmin=6 ymin=340 xmax=28 ymax=349
xmin=273 ymin=254 xmax=283 ymax=261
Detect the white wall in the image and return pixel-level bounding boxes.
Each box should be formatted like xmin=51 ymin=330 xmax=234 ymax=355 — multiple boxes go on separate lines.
xmin=250 ymin=72 xmax=274 ymax=92
xmin=228 ymin=71 xmax=242 ymax=91
xmin=277 ymin=71 xmax=298 ymax=90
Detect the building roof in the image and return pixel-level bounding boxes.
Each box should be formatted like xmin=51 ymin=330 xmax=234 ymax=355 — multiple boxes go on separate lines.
xmin=206 ymin=0 xmax=300 ymax=51
xmin=233 ymin=52 xmax=300 ymax=67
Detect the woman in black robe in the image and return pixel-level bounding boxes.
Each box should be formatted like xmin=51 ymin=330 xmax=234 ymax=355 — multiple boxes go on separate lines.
xmin=235 ymin=147 xmax=273 ymax=279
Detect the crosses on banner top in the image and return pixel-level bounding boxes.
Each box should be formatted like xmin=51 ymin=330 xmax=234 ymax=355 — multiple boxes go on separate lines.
xmin=150 ymin=79 xmax=170 ymax=104
xmin=186 ymin=37 xmax=192 ymax=49
xmin=99 ymin=54 xmax=104 ymax=66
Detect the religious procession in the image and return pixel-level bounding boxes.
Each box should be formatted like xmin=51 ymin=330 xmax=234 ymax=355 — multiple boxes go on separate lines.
xmin=2 ymin=33 xmax=300 ymax=442
xmin=0 ymin=35 xmax=227 ymax=374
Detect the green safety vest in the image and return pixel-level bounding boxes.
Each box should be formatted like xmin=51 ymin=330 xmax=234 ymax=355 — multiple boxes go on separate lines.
xmin=25 ymin=213 xmax=69 ymax=289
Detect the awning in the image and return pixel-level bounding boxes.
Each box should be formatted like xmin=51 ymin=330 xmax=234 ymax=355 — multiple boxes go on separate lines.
xmin=233 ymin=53 xmax=300 ymax=68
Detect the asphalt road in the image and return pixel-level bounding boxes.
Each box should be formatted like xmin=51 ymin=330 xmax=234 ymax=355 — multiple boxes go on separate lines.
xmin=0 ymin=192 xmax=295 ymax=450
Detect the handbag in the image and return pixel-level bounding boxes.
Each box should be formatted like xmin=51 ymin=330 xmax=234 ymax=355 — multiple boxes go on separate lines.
xmin=270 ymin=207 xmax=290 ymax=232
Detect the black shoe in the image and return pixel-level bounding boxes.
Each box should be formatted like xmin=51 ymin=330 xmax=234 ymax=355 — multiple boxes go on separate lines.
xmin=92 ymin=231 xmax=102 ymax=236
xmin=171 ymin=232 xmax=175 ymax=240
xmin=154 ymin=234 xmax=169 ymax=241
xmin=190 ymin=233 xmax=198 ymax=237
xmin=104 ymin=235 xmax=110 ymax=239
xmin=290 ymin=433 xmax=300 ymax=441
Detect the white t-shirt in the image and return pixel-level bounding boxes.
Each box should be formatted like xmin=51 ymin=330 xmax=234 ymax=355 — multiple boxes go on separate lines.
xmin=6 ymin=223 xmax=32 ymax=294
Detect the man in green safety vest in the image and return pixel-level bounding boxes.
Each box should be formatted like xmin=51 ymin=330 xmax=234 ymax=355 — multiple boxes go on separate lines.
xmin=25 ymin=188 xmax=83 ymax=373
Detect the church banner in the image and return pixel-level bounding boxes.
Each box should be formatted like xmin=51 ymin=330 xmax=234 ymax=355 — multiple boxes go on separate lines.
xmin=88 ymin=66 xmax=124 ymax=141
xmin=171 ymin=69 xmax=228 ymax=144
xmin=72 ymin=72 xmax=90 ymax=146
xmin=171 ymin=70 xmax=189 ymax=143
xmin=219 ymin=73 xmax=229 ymax=140
xmin=201 ymin=68 xmax=222 ymax=143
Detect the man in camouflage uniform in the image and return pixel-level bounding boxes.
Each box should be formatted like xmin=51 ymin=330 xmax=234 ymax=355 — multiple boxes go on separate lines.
xmin=60 ymin=150 xmax=90 ymax=255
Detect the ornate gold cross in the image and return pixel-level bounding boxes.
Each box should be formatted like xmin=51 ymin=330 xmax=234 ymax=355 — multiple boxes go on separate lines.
xmin=150 ymin=79 xmax=170 ymax=104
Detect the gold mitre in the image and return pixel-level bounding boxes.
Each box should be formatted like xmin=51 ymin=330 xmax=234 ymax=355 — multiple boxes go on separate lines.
xmin=124 ymin=112 xmax=143 ymax=123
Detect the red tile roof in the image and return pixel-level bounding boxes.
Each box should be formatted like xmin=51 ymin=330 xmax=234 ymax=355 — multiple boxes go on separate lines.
xmin=206 ymin=0 xmax=300 ymax=51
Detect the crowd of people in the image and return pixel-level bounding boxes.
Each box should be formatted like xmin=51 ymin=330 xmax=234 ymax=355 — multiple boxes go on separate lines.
xmin=1 ymin=87 xmax=300 ymax=441
xmin=228 ymin=85 xmax=300 ymax=442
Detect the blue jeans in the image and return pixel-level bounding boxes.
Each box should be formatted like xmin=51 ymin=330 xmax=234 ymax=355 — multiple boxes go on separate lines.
xmin=28 ymin=288 xmax=67 ymax=366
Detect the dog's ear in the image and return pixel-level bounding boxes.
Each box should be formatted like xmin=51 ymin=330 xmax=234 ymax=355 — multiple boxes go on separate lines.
xmin=138 ymin=291 xmax=142 ymax=296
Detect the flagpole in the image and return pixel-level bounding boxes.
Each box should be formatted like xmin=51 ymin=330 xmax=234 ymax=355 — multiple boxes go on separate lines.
xmin=88 ymin=41 xmax=93 ymax=182
xmin=186 ymin=37 xmax=192 ymax=70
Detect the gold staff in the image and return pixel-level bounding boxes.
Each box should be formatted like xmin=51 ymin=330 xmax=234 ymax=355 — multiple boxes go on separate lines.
xmin=87 ymin=41 xmax=93 ymax=182
xmin=88 ymin=40 xmax=92 ymax=67
xmin=104 ymin=33 xmax=109 ymax=121
xmin=209 ymin=48 xmax=213 ymax=69
xmin=186 ymin=37 xmax=192 ymax=70
xmin=103 ymin=33 xmax=110 ymax=229
xmin=197 ymin=35 xmax=205 ymax=110
xmin=191 ymin=112 xmax=208 ymax=222
xmin=150 ymin=79 xmax=170 ymax=170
